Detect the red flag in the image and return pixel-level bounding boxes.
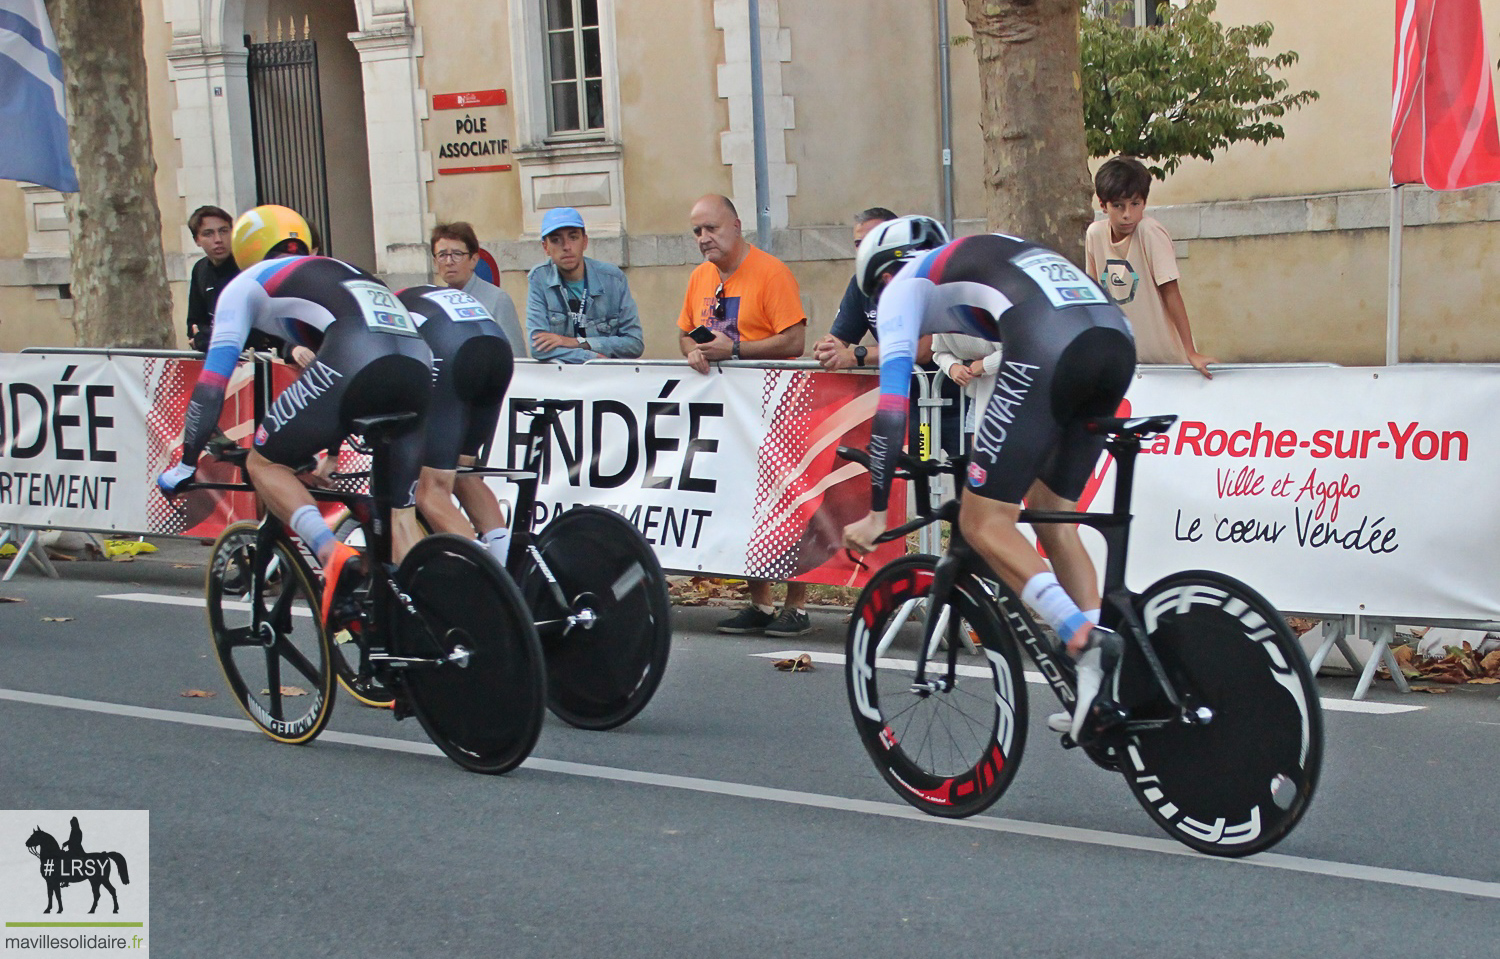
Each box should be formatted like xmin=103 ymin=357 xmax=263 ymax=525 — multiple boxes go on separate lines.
xmin=1392 ymin=0 xmax=1500 ymax=189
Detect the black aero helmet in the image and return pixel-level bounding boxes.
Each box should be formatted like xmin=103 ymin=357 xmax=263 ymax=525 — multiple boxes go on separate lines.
xmin=854 ymin=215 xmax=949 ymax=298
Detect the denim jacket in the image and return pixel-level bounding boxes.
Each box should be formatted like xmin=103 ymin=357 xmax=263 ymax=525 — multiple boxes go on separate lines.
xmin=524 ymin=256 xmax=644 ymax=363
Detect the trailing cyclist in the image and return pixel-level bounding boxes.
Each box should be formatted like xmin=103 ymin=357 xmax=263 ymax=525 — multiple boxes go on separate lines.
xmin=397 ymin=284 xmax=516 ymax=563
xmin=156 ymin=204 xmax=433 ymax=626
xmin=841 ymin=217 xmax=1136 ymax=743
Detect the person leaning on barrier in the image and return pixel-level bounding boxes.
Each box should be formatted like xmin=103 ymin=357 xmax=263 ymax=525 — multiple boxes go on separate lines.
xmin=431 ymin=221 xmax=528 ymax=357
xmin=1085 ymin=155 xmax=1214 ymax=379
xmin=525 ymin=207 xmax=644 ymax=363
xmin=813 ymin=207 xmax=935 ymax=373
xmin=156 ymin=204 xmax=434 ymax=628
xmin=185 ymin=205 xmax=239 ymax=353
xmin=676 ymin=193 xmax=813 ymax=637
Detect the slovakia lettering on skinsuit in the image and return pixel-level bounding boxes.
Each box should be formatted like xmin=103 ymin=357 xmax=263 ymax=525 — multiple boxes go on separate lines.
xmin=970 ymin=360 xmax=1039 ymax=470
xmin=262 ymin=361 xmax=343 ymax=433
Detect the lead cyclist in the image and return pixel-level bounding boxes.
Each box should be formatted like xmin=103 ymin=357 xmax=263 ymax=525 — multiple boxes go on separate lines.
xmin=841 ymin=216 xmax=1137 ymax=743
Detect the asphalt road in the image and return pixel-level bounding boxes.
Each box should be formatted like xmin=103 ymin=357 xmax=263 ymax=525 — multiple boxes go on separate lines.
xmin=1 ymin=541 xmax=1498 ymax=958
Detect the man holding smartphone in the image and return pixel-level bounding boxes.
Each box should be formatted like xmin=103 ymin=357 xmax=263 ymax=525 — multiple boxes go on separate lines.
xmin=676 ymin=194 xmax=806 ymax=375
xmin=676 ymin=193 xmax=813 ymax=637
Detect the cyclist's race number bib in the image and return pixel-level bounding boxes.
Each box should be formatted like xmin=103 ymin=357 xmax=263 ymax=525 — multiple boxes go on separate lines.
xmin=1011 ymin=250 xmax=1108 ymax=310
xmin=343 ymin=280 xmax=421 ymax=337
xmin=421 ymin=288 xmax=494 ymax=323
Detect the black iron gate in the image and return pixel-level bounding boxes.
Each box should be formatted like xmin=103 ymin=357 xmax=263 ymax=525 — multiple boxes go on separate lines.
xmin=245 ymin=37 xmax=334 ymax=256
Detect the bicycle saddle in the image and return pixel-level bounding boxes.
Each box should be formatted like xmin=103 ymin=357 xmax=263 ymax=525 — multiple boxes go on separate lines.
xmin=1085 ymin=415 xmax=1178 ymax=440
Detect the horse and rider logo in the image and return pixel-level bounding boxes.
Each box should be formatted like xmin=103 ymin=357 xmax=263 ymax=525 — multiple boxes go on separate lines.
xmin=23 ymin=815 xmax=131 ymax=914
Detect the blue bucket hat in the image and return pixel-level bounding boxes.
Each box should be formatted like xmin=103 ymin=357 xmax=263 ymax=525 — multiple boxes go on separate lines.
xmin=540 ymin=207 xmax=586 ymax=238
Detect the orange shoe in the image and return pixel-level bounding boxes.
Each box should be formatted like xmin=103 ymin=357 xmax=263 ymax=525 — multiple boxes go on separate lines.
xmin=320 ymin=542 xmax=364 ymax=630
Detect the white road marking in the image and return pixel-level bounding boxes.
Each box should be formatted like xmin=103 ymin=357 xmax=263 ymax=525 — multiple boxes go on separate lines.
xmin=757 ymin=649 xmax=1425 ymax=715
xmin=102 ymin=591 xmax=312 ymax=617
xmin=0 ymin=686 xmax=1486 ymax=900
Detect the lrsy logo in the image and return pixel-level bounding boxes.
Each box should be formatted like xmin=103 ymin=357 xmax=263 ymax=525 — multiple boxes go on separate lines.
xmin=23 ymin=816 xmax=131 ymax=914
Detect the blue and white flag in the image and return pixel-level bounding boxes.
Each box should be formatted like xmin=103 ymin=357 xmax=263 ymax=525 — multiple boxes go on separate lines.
xmin=0 ymin=0 xmax=78 ymax=193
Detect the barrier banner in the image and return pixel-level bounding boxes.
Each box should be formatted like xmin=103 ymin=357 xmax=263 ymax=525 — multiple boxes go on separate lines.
xmin=0 ymin=354 xmax=148 ymax=530
xmin=502 ymin=363 xmax=905 ymax=585
xmin=1105 ymin=366 xmax=1500 ymax=621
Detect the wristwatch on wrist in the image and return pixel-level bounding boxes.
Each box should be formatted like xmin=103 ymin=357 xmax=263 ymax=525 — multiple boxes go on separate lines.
xmin=853 ymin=345 xmax=868 ymax=367
xmin=731 ymin=339 xmax=741 ymax=359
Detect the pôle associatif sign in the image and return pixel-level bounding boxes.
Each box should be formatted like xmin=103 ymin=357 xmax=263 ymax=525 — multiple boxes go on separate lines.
xmin=433 ymin=89 xmax=511 ymax=175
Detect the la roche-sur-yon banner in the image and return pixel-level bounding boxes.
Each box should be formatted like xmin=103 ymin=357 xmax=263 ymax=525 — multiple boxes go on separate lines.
xmin=1103 ymin=365 xmax=1500 ymax=622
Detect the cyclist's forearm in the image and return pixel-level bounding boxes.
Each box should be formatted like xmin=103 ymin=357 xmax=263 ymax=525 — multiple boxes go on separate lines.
xmin=179 ymin=379 xmax=227 ymax=466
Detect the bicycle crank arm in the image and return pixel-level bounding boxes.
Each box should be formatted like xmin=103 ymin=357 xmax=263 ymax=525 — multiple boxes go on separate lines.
xmin=369 ymin=646 xmax=472 ymax=669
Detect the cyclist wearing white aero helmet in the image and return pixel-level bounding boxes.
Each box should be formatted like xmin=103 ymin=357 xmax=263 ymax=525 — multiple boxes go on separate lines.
xmin=841 ymin=216 xmax=1138 ymax=741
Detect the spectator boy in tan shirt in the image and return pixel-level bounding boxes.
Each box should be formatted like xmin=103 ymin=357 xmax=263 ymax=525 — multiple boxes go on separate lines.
xmin=1084 ymin=156 xmax=1214 ymax=379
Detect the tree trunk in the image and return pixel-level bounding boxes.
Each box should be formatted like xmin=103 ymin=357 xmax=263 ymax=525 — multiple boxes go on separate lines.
xmin=52 ymin=0 xmax=173 ymax=348
xmin=962 ymin=0 xmax=1093 ymax=266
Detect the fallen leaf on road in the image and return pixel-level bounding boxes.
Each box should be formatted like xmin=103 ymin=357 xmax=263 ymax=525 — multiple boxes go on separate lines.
xmin=0 ymin=596 xmax=23 ymax=603
xmin=260 ymin=685 xmax=308 ymax=696
xmin=41 ymin=616 xmax=73 ymax=622
xmin=172 ymin=564 xmax=198 ymax=569
xmin=181 ymin=689 xmax=216 ymax=698
xmin=1468 ymin=677 xmax=1500 ymax=685
xmin=1410 ymin=685 xmax=1452 ymax=694
xmin=772 ymin=653 xmax=814 ymax=672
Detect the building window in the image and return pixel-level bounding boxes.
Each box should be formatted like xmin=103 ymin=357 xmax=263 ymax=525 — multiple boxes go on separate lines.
xmin=544 ymin=0 xmax=604 ymax=136
xmin=1092 ymin=0 xmax=1167 ymax=28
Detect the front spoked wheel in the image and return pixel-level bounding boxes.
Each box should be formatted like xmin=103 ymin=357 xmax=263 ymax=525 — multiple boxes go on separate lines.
xmin=847 ymin=554 xmax=1027 ymax=818
xmin=519 ymin=507 xmax=672 ymax=730
xmin=394 ymin=534 xmax=546 ymax=774
xmin=1118 ymin=571 xmax=1323 ymax=857
xmin=206 ymin=521 xmax=336 ymax=744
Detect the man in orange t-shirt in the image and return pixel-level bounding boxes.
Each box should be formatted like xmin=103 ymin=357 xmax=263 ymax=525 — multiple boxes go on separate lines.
xmin=677 ymin=193 xmax=813 ymax=636
xmin=677 ymin=194 xmax=806 ymax=374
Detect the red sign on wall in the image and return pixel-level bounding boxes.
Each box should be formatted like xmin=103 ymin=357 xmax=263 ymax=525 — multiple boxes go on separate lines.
xmin=433 ymin=89 xmax=507 ymax=111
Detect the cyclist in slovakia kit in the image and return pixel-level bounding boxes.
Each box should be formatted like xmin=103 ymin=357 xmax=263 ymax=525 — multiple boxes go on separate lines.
xmin=156 ymin=205 xmax=433 ymax=625
xmin=841 ymin=217 xmax=1137 ymax=742
xmin=398 ymin=285 xmax=516 ymax=564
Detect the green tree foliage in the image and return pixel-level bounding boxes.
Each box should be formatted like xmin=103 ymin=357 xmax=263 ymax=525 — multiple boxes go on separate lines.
xmin=1081 ymin=0 xmax=1319 ymax=177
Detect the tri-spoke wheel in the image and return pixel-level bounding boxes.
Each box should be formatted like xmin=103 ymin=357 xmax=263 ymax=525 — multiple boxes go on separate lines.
xmin=205 ymin=521 xmax=336 ymax=744
xmin=846 ymin=554 xmax=1028 ymax=818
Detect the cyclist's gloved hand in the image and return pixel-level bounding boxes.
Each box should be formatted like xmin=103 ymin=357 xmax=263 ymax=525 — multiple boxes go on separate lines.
xmin=157 ymin=462 xmax=197 ymax=496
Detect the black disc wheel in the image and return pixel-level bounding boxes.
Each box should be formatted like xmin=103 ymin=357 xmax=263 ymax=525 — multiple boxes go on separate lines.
xmin=206 ymin=521 xmax=336 ymax=745
xmin=519 ymin=507 xmax=671 ymax=730
xmin=846 ymin=554 xmax=1027 ymax=818
xmin=1118 ymin=571 xmax=1323 ymax=856
xmin=394 ymin=534 xmax=546 ymax=774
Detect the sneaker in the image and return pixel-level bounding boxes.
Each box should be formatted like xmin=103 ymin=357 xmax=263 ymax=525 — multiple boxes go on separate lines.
xmin=1050 ymin=626 xmax=1124 ymax=742
xmin=716 ymin=605 xmax=776 ymax=634
xmin=765 ymin=607 xmax=813 ymax=638
xmin=320 ymin=542 xmax=364 ymax=631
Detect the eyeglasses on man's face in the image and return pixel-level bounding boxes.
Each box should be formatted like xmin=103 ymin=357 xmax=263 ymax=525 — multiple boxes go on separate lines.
xmin=434 ymin=249 xmax=472 ymax=263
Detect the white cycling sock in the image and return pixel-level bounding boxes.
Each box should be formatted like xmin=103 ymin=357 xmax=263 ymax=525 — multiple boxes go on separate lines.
xmin=1021 ymin=572 xmax=1090 ymax=648
xmin=480 ymin=527 xmax=511 ymax=564
xmin=291 ymin=505 xmax=335 ymax=561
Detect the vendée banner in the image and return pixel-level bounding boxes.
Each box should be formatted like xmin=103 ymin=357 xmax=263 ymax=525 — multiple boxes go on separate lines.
xmin=3 ymin=352 xmax=1499 ymax=619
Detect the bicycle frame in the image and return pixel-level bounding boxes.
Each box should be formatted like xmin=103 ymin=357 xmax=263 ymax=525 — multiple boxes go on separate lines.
xmin=862 ymin=417 xmax=1193 ymax=725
